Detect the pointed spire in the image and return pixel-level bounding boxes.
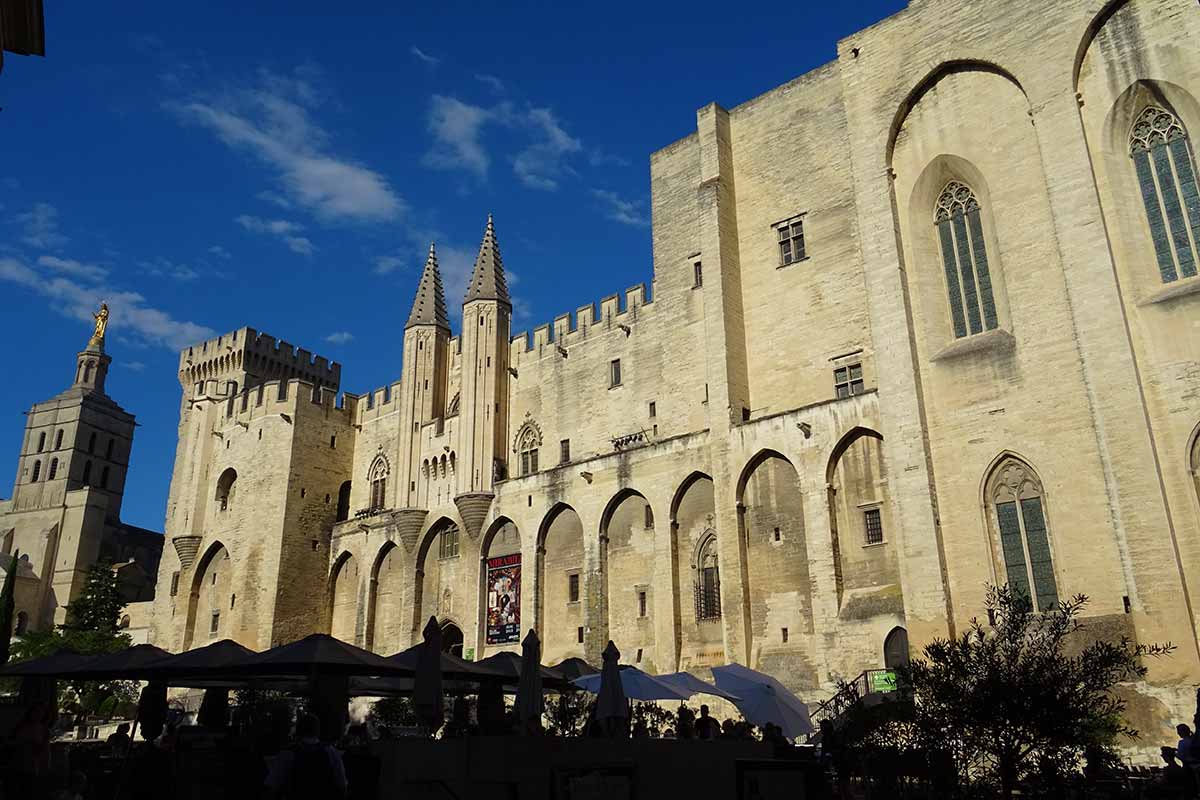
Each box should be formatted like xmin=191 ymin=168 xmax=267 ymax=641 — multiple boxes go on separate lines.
xmin=406 ymin=242 xmax=450 ymax=330
xmin=464 ymin=213 xmax=511 ymax=307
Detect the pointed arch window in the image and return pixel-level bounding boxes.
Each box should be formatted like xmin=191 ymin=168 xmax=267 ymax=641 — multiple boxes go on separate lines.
xmin=694 ymin=532 xmax=721 ymax=621
xmin=215 ymin=467 xmax=237 ymax=511
xmin=37 ymin=432 xmax=46 ymax=452
xmin=48 ymin=458 xmax=59 ymax=480
xmin=369 ymin=457 xmax=389 ymax=511
xmin=30 ymin=460 xmax=41 ymax=482
xmin=54 ymin=430 xmax=63 ymax=450
xmin=987 ymin=458 xmax=1058 ymax=612
xmin=935 ymin=181 xmax=999 ymax=338
xmin=1130 ymin=106 xmax=1200 ymax=283
xmin=514 ymin=421 xmax=542 ymax=477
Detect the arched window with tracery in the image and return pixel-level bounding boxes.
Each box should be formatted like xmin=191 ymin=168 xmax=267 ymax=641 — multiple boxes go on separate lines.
xmin=438 ymin=524 xmax=460 ymax=559
xmin=515 ymin=421 xmax=541 ymax=477
xmin=1130 ymin=106 xmax=1200 ymax=283
xmin=30 ymin=460 xmax=41 ymax=482
xmin=935 ymin=181 xmax=999 ymax=339
xmin=369 ymin=456 xmax=389 ymax=511
xmin=215 ymin=467 xmax=237 ymax=511
xmin=986 ymin=457 xmax=1058 ymax=612
xmin=693 ymin=531 xmax=721 ymax=622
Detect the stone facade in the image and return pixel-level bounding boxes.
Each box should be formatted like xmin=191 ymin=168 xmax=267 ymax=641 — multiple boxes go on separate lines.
xmin=149 ymin=0 xmax=1200 ymax=753
xmin=1 ymin=329 xmax=162 ymax=636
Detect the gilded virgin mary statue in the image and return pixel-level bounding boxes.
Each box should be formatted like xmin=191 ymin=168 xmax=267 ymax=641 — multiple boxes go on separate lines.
xmin=89 ymin=302 xmax=109 ymax=347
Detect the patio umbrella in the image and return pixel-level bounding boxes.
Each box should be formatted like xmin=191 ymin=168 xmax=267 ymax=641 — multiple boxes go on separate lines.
xmin=514 ymin=629 xmax=543 ymax=731
xmin=711 ymin=663 xmax=813 ymax=739
xmin=62 ymin=643 xmax=172 ymax=679
xmin=143 ymin=639 xmax=257 ymax=683
xmin=477 ymin=649 xmax=571 ymax=690
xmin=548 ymin=656 xmax=599 ymax=682
xmin=0 ymin=648 xmax=95 ymax=676
xmin=655 ymin=671 xmax=742 ymax=702
xmin=387 ymin=642 xmax=502 ymax=681
xmin=413 ymin=617 xmax=443 ymax=732
xmin=573 ymin=664 xmax=691 ymax=701
xmin=232 ymin=633 xmax=407 ymax=677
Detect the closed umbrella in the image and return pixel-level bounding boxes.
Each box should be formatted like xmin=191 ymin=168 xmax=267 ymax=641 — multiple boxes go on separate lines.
xmin=573 ymin=665 xmax=691 ymax=701
xmin=137 ymin=682 xmax=168 ymax=741
xmin=514 ymin=629 xmax=543 ymax=732
xmin=656 ymin=671 xmax=742 ymax=702
xmin=549 ymin=657 xmax=598 ymax=682
xmin=414 ymin=616 xmax=443 ymax=733
xmin=711 ymin=663 xmax=812 ymax=739
xmin=594 ymin=641 xmax=629 ymax=737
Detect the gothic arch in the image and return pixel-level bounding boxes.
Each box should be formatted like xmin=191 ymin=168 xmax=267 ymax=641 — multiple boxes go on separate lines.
xmin=329 ymin=551 xmax=359 ymax=643
xmin=366 ymin=541 xmax=400 ymax=652
xmin=535 ymin=502 xmax=585 ymax=663
xmin=1072 ymin=0 xmax=1131 ymax=90
xmin=598 ymin=489 xmax=655 ymax=664
xmin=886 ymin=60 xmax=1027 ymax=167
xmin=670 ymin=471 xmax=714 ymax=523
xmin=1190 ymin=423 xmax=1200 ymax=514
xmin=184 ymin=541 xmax=231 ymax=650
xmin=736 ymin=449 xmax=795 ymax=500
xmin=478 ymin=516 xmax=521 ymax=655
xmin=412 ymin=516 xmax=461 ymax=635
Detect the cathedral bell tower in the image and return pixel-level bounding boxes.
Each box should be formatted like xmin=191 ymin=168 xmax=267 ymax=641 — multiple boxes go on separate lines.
xmin=396 ymin=243 xmax=451 ymax=509
xmin=454 ymin=215 xmax=511 ymax=538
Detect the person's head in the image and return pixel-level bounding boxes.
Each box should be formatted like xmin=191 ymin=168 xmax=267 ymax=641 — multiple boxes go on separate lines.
xmin=1163 ymin=746 xmax=1180 ymax=766
xmin=700 ymin=704 xmax=710 ymax=718
xmin=296 ymin=712 xmax=321 ymax=741
xmin=722 ymin=719 xmax=735 ymax=733
xmin=117 ymin=723 xmax=130 ymax=735
xmin=1178 ymin=723 xmax=1193 ymax=738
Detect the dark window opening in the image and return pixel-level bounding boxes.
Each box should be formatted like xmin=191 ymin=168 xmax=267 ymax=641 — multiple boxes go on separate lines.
xmin=638 ymin=591 xmax=647 ymax=618
xmin=568 ymin=573 xmax=580 ymax=603
xmin=777 ymin=216 xmax=806 ymax=265
xmin=609 ymin=359 xmax=622 ymax=387
xmin=576 ymin=626 xmax=584 ymax=644
xmin=693 ymin=261 xmax=703 ymax=288
xmin=834 ymin=363 xmax=865 ymax=399
xmin=560 ymin=439 xmax=571 ymax=464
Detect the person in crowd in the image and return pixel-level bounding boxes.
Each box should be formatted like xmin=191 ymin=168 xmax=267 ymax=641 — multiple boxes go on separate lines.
xmin=720 ymin=719 xmax=736 ymax=739
xmin=106 ymin=722 xmax=133 ymax=756
xmin=1156 ymin=746 xmax=1195 ymax=798
xmin=12 ymin=701 xmax=53 ymax=798
xmin=694 ymin=704 xmax=720 ymax=740
xmin=676 ymin=705 xmax=695 ymax=740
xmin=265 ymin=712 xmax=348 ymax=800
xmin=340 ymin=724 xmax=380 ymax=800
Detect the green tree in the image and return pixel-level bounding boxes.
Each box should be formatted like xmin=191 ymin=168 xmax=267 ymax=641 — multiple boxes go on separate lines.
xmin=898 ymin=585 xmax=1171 ymax=798
xmin=9 ymin=561 xmax=137 ymax=718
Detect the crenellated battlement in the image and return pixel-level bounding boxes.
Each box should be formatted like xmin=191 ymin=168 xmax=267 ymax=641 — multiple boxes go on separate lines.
xmin=354 ymin=380 xmax=403 ymax=424
xmin=177 ymin=326 xmax=342 ymax=389
xmin=202 ymin=377 xmax=359 ymax=430
xmin=509 ymin=282 xmax=654 ymax=358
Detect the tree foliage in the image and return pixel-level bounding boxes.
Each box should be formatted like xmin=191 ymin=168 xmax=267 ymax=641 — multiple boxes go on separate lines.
xmin=9 ymin=561 xmax=136 ymax=718
xmin=889 ymin=585 xmax=1171 ymax=798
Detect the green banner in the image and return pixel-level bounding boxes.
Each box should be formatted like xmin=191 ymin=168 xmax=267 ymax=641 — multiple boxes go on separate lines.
xmin=869 ymin=670 xmax=897 ymax=693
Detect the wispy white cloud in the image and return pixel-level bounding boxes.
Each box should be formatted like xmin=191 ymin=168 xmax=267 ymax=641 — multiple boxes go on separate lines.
xmin=208 ymin=245 xmax=232 ymax=259
xmin=513 ymin=107 xmax=582 ymax=190
xmin=16 ymin=203 xmax=69 ymax=249
xmin=423 ymin=95 xmax=494 ymax=178
xmin=410 ymin=46 xmax=440 ymax=66
xmin=422 ymin=97 xmax=582 ymax=190
xmin=167 ymin=70 xmax=403 ymax=223
xmin=591 ymin=188 xmax=650 ymax=227
xmin=324 ymin=331 xmax=354 ymax=344
xmin=589 ymin=148 xmax=631 ymax=168
xmin=37 ymin=254 xmax=109 ymax=282
xmin=475 ymin=73 xmax=505 ymax=94
xmin=141 ymin=256 xmax=200 ymax=281
xmin=373 ymin=254 xmax=406 ymax=275
xmin=0 ymin=256 xmax=215 ymax=350
xmin=235 ymin=214 xmax=315 ymax=256
xmin=122 ymin=360 xmax=147 ymax=372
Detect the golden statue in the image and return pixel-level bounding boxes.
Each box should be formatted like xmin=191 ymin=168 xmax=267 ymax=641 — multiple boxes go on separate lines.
xmin=90 ymin=302 xmax=109 ymax=346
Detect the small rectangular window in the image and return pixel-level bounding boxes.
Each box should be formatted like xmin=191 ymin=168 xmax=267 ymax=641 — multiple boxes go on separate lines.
xmin=638 ymin=591 xmax=647 ymax=618
xmin=693 ymin=261 xmax=703 ymax=288
xmin=782 ymin=627 xmax=789 ymax=643
xmin=610 ymin=359 xmax=622 ymax=387
xmin=636 ymin=647 xmax=643 ymax=663
xmin=834 ymin=363 xmax=865 ymax=399
xmin=777 ymin=216 xmax=807 ymax=265
xmin=210 ymin=611 xmax=220 ymax=634
xmin=577 ymin=626 xmax=584 ymax=644
xmin=864 ymin=507 xmax=884 ymax=545
xmin=773 ymin=527 xmax=781 ymax=542
xmin=648 ymin=401 xmax=656 ymax=418
xmin=330 ymin=435 xmax=336 ymax=448
xmin=568 ymin=573 xmax=580 ymax=603
xmin=170 ymin=572 xmax=180 ymax=597
xmin=560 ymin=439 xmax=571 ymax=464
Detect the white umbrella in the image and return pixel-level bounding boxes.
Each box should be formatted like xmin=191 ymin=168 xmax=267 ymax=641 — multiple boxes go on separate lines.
xmin=574 ymin=665 xmax=690 ymax=701
xmin=595 ymin=641 xmax=631 ymax=721
xmin=414 ymin=616 xmax=443 ymax=731
xmin=515 ymin=629 xmax=544 ymax=730
xmin=655 ymin=671 xmax=742 ymax=702
xmin=711 ymin=663 xmax=812 ymax=739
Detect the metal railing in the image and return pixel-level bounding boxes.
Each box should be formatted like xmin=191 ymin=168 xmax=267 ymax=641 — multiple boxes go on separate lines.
xmin=809 ymin=668 xmax=901 ymax=728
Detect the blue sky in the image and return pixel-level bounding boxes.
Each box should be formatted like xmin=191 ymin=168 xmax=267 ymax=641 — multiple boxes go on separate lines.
xmin=0 ymin=1 xmax=903 ymax=530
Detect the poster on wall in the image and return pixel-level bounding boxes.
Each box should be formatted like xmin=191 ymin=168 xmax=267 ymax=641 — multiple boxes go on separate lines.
xmin=486 ymin=554 xmax=521 ymax=645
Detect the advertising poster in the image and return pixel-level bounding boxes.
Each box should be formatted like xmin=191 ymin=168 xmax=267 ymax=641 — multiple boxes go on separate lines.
xmin=486 ymin=554 xmax=521 ymax=644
